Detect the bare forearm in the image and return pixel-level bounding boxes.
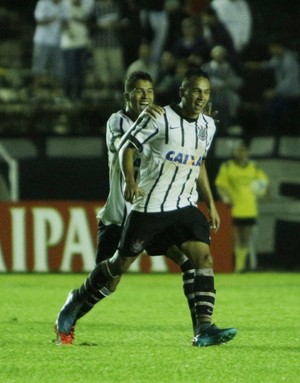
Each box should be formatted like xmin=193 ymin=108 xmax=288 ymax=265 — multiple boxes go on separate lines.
xmin=198 ymin=162 xmax=220 ymax=230
xmin=120 ymin=144 xmax=135 ymax=183
xmin=119 ymin=144 xmax=138 ymax=202
xmin=198 ymin=163 xmax=215 ymax=210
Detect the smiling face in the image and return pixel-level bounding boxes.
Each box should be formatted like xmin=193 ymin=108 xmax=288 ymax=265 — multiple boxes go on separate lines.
xmin=124 ymin=79 xmax=154 ymax=118
xmin=179 ymin=76 xmax=211 ymax=119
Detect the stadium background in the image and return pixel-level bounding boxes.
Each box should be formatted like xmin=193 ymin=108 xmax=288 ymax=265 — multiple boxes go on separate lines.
xmin=0 ymin=0 xmax=299 ymax=272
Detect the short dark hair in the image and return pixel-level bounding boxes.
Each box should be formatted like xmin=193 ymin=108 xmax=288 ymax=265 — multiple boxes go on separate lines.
xmin=181 ymin=68 xmax=210 ymax=88
xmin=124 ymin=71 xmax=153 ymax=92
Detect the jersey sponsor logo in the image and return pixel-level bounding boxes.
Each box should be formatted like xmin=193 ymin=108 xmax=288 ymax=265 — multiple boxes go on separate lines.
xmin=169 ymin=125 xmax=181 ymax=129
xmin=166 ymin=151 xmax=202 ymax=166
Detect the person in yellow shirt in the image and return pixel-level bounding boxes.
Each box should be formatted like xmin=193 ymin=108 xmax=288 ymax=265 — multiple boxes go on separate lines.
xmin=215 ymin=141 xmax=269 ymax=272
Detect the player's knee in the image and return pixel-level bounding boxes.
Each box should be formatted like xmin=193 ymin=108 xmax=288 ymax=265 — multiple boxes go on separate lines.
xmin=109 ymin=255 xmax=135 ymax=274
xmin=195 ymin=252 xmax=213 ymax=269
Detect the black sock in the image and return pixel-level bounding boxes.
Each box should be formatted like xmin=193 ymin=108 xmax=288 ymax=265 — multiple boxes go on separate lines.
xmin=180 ymin=259 xmax=196 ymax=333
xmin=76 ymin=286 xmax=112 ymax=321
xmin=74 ymin=260 xmax=119 ymax=322
xmin=193 ymin=268 xmax=216 ymax=333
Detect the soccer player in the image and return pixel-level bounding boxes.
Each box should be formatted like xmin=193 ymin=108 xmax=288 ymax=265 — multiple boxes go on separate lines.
xmin=56 ymin=68 xmax=237 ymax=347
xmin=55 ymin=71 xmax=197 ymax=344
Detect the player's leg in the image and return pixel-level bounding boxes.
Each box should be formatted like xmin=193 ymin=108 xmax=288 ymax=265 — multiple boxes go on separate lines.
xmin=75 ymin=222 xmax=123 ymax=322
xmin=176 ymin=206 xmax=237 ymax=346
xmin=147 ymin=231 xmax=197 ymax=335
xmin=165 ymin=246 xmax=197 ymax=335
xmin=55 ymin=211 xmax=151 ymax=339
xmin=180 ymin=241 xmax=215 ymax=331
xmin=56 ymin=250 xmax=136 ymax=340
xmin=181 ymin=240 xmax=237 ymax=346
xmin=75 ymin=209 xmax=160 ymax=308
xmin=55 ymin=222 xmax=123 ymax=343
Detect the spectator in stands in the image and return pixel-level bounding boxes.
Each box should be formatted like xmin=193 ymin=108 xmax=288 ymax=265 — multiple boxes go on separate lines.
xmin=211 ymin=0 xmax=252 ymax=55
xmin=156 ymin=50 xmax=177 ymax=85
xmin=32 ymin=0 xmax=64 ymax=98
xmin=201 ymin=7 xmax=239 ymax=71
xmin=126 ymin=41 xmax=159 ymax=83
xmin=182 ymin=0 xmax=211 ymax=16
xmin=203 ymin=45 xmax=243 ymax=134
xmin=156 ymin=57 xmax=190 ymax=105
xmin=215 ymin=140 xmax=269 ymax=272
xmin=118 ymin=0 xmax=142 ymax=68
xmin=171 ymin=16 xmax=210 ymax=63
xmin=244 ymin=35 xmax=300 ymax=136
xmin=90 ymin=0 xmax=126 ymax=98
xmin=138 ymin=0 xmax=169 ymax=64
xmin=61 ymin=0 xmax=93 ymax=102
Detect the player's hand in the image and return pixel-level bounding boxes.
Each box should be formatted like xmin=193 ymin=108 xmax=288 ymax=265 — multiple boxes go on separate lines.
xmin=123 ymin=180 xmax=144 ymax=203
xmin=143 ymin=104 xmax=164 ymax=120
xmin=208 ymin=204 xmax=221 ymax=232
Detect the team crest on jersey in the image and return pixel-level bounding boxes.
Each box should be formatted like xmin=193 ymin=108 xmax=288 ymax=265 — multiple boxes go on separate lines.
xmin=130 ymin=239 xmax=145 ymax=254
xmin=166 ymin=151 xmax=203 ymax=166
xmin=197 ymin=124 xmax=207 ymax=141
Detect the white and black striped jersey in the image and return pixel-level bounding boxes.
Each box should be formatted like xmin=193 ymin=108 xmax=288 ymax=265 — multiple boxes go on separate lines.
xmin=97 ymin=110 xmax=134 ymax=226
xmin=128 ymin=105 xmax=216 ymax=213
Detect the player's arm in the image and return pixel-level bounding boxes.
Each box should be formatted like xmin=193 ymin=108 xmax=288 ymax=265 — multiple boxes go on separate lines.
xmin=198 ymin=161 xmax=220 ymax=232
xmin=116 ymin=105 xmax=164 ymax=152
xmin=119 ymin=142 xmax=140 ymax=203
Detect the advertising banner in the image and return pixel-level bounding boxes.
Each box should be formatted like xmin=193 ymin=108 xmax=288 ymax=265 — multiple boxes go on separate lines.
xmin=0 ymin=201 xmax=234 ymax=273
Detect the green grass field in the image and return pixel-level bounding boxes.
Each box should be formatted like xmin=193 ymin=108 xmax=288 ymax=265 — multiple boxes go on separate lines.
xmin=1 ymin=272 xmax=299 ymax=383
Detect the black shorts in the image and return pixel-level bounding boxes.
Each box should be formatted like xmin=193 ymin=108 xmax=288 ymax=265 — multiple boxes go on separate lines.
xmin=232 ymin=217 xmax=257 ymax=226
xmin=96 ymin=221 xmax=176 ymax=262
xmin=96 ymin=222 xmax=122 ymax=263
xmin=118 ymin=205 xmax=210 ymax=257
xmin=146 ymin=231 xmax=175 ymax=256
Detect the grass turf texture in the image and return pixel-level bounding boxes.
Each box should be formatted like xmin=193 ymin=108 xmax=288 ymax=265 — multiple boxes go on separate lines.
xmin=1 ymin=272 xmax=299 ymax=383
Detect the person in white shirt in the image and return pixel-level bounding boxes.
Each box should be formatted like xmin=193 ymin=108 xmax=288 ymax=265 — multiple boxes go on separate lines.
xmin=55 ymin=68 xmax=237 ymax=347
xmin=60 ymin=0 xmax=93 ymax=101
xmin=55 ymin=71 xmax=200 ymax=344
xmin=32 ymin=0 xmax=64 ymax=95
xmin=211 ymin=0 xmax=252 ymax=54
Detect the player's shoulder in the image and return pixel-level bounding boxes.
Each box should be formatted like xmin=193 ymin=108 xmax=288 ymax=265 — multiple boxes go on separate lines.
xmin=108 ymin=109 xmax=132 ymax=128
xmin=108 ymin=109 xmax=126 ymax=122
xmin=202 ymin=113 xmax=216 ymax=127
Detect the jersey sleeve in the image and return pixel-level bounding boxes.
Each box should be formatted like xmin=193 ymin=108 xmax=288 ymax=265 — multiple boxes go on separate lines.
xmin=128 ymin=115 xmax=160 ymax=151
xmin=106 ymin=112 xmax=126 ymax=153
